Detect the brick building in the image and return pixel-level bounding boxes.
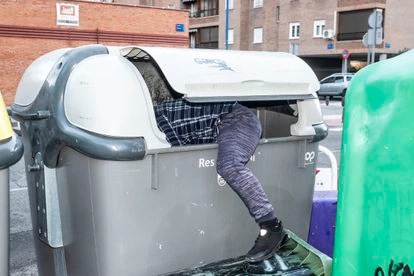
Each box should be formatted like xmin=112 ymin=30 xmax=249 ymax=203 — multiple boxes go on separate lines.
xmin=218 ymin=0 xmax=414 ymax=78
xmin=0 ymin=0 xmax=188 ymax=105
xmin=182 ymin=0 xmax=219 ymax=48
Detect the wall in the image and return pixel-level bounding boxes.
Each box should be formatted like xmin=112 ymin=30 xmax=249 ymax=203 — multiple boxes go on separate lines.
xmin=0 ymin=0 xmax=188 ymax=105
xmin=338 ymin=0 xmax=386 ymax=8
xmin=383 ymin=0 xmax=414 ymax=54
xmin=278 ymin=0 xmax=337 ymax=55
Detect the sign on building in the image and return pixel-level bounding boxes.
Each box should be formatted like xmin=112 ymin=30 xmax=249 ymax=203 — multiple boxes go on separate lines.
xmin=56 ymin=3 xmax=79 ymax=26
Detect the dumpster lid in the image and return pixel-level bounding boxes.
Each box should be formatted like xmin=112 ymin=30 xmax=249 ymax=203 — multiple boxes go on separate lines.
xmin=120 ymin=46 xmax=319 ymax=102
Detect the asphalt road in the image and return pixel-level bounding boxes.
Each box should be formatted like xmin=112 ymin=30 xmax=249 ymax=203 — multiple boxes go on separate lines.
xmin=7 ymin=100 xmax=344 ymax=276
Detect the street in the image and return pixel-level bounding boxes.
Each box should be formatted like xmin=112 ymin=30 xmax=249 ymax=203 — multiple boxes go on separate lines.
xmin=8 ymin=100 xmax=344 ymax=276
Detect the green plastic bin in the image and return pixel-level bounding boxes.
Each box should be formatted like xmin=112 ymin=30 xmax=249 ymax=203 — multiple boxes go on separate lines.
xmin=333 ymin=50 xmax=414 ymax=275
xmin=164 ymin=230 xmax=332 ymax=276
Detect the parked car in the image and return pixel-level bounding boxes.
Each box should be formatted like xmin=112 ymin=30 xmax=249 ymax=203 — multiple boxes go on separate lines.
xmin=317 ymin=73 xmax=354 ymax=99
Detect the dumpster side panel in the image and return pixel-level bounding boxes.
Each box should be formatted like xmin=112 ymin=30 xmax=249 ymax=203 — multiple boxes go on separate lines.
xmin=333 ymin=51 xmax=414 ymax=275
xmin=0 ymin=169 xmax=9 ymax=276
xmin=20 ymin=129 xmax=68 ymax=276
xmin=56 ymin=139 xmax=318 ymax=275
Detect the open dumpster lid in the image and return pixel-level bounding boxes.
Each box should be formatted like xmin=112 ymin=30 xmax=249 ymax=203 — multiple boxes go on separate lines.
xmin=119 ymin=46 xmax=319 ymax=102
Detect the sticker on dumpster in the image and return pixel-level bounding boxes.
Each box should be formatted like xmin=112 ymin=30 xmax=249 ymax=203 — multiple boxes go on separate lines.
xmin=194 ymin=58 xmax=234 ymax=71
xmin=304 ymin=151 xmax=315 ymax=165
xmin=375 ymin=260 xmax=413 ymax=276
xmin=199 ymin=155 xmax=256 ymax=169
xmin=199 ymin=158 xmax=215 ymax=168
xmin=217 ymin=174 xmax=227 ymax=187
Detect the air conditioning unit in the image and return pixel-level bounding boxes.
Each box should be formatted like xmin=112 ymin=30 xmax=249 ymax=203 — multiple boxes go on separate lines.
xmin=323 ymin=29 xmax=334 ymax=40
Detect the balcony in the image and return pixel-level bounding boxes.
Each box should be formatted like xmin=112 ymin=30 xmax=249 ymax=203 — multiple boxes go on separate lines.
xmin=190 ymin=8 xmax=218 ymax=18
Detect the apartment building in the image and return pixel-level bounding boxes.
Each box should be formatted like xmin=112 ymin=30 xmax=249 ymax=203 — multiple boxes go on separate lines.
xmin=218 ymin=0 xmax=280 ymax=51
xmin=218 ymin=0 xmax=414 ymax=78
xmin=183 ymin=0 xmax=220 ymax=48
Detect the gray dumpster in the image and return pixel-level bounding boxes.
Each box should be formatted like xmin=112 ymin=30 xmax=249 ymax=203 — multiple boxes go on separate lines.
xmin=12 ymin=45 xmax=328 ymax=276
xmin=0 ymin=93 xmax=24 ymax=276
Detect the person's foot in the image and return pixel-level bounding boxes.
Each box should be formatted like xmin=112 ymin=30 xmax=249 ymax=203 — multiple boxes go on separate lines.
xmin=245 ymin=220 xmax=287 ymax=263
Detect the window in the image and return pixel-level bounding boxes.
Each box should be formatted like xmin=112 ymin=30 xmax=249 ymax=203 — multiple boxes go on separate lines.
xmin=289 ymin=22 xmax=300 ymax=39
xmin=289 ymin=43 xmax=299 ymax=55
xmin=196 ymin=27 xmax=219 ymax=49
xmin=346 ymin=76 xmax=353 ymax=81
xmin=191 ymin=0 xmax=219 ymax=17
xmin=225 ymin=0 xmax=234 ymax=10
xmin=254 ymin=0 xmax=263 ymax=8
xmin=337 ymin=9 xmax=379 ymax=41
xmin=276 ymin=6 xmax=280 ymax=22
xmin=253 ymin=27 xmax=263 ymax=44
xmin=313 ymin=20 xmax=326 ymax=38
xmin=228 ymin=29 xmax=234 ymax=44
xmin=334 ymin=77 xmax=344 ymax=83
xmin=321 ymin=77 xmax=334 ymax=84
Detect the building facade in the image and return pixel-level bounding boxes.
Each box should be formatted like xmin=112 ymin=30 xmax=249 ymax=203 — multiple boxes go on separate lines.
xmin=182 ymin=0 xmax=220 ymax=48
xmin=111 ymin=0 xmax=182 ymax=9
xmin=218 ymin=0 xmax=280 ymax=51
xmin=218 ymin=0 xmax=414 ymax=78
xmin=0 ymin=0 xmax=188 ymax=105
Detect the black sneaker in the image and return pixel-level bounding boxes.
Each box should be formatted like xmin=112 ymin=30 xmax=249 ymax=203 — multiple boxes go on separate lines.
xmin=245 ymin=220 xmax=287 ymax=263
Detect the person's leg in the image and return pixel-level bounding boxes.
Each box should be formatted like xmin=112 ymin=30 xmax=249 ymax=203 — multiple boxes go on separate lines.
xmin=217 ymin=105 xmax=273 ymax=221
xmin=216 ymin=104 xmax=286 ymax=262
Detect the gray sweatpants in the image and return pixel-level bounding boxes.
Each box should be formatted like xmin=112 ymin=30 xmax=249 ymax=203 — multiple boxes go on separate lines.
xmin=216 ymin=104 xmax=275 ymax=222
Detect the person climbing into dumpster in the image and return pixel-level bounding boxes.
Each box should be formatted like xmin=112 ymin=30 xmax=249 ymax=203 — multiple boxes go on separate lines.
xmin=154 ymin=98 xmax=287 ymax=262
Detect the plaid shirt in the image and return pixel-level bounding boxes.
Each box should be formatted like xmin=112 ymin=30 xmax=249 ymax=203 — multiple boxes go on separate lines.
xmin=154 ymin=99 xmax=236 ymax=146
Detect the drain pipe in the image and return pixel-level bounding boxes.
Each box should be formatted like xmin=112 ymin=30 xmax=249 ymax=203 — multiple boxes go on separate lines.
xmin=225 ymin=0 xmax=229 ymax=50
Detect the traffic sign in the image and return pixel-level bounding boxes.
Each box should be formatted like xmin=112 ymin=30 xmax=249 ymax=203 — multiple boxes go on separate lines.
xmin=368 ymin=10 xmax=383 ymax=28
xmin=375 ymin=27 xmax=383 ymax=44
xmin=342 ymin=48 xmax=350 ymax=60
xmin=363 ymin=33 xmax=369 ymax=47
xmin=366 ymin=28 xmax=383 ymax=46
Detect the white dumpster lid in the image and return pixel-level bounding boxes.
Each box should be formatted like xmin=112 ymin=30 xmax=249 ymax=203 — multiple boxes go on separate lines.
xmin=119 ymin=46 xmax=319 ymax=102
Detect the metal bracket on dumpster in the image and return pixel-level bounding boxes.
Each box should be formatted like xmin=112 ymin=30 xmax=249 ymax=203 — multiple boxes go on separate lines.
xmin=32 ymin=152 xmax=64 ymax=248
xmin=151 ymin=153 xmax=159 ymax=190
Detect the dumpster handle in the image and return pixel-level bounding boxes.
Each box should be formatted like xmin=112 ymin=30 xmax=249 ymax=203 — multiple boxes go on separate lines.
xmin=318 ymin=145 xmax=338 ymax=190
xmin=11 ymin=45 xmax=147 ymax=167
xmin=10 ymin=109 xmax=50 ymax=121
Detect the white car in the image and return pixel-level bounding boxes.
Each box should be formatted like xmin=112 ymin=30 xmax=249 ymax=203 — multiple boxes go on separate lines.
xmin=318 ymin=73 xmax=354 ymax=98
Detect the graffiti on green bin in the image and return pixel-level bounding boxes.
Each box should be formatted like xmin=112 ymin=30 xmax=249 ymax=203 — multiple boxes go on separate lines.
xmin=375 ymin=260 xmax=414 ymax=276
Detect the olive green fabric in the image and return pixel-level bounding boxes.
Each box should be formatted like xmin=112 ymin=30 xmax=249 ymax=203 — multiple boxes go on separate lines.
xmin=333 ymin=50 xmax=414 ymax=275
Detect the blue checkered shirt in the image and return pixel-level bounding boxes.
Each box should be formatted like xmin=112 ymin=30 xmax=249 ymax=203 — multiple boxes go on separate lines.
xmin=154 ymin=99 xmax=236 ymax=146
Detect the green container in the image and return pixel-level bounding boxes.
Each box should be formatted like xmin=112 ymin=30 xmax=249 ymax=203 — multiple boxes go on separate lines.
xmin=333 ymin=50 xmax=414 ymax=275
xmin=164 ymin=230 xmax=332 ymax=276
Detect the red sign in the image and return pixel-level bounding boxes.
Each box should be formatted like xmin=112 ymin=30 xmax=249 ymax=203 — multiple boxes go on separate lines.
xmin=342 ymin=48 xmax=350 ymax=60
xmin=60 ymin=5 xmax=75 ymax=16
